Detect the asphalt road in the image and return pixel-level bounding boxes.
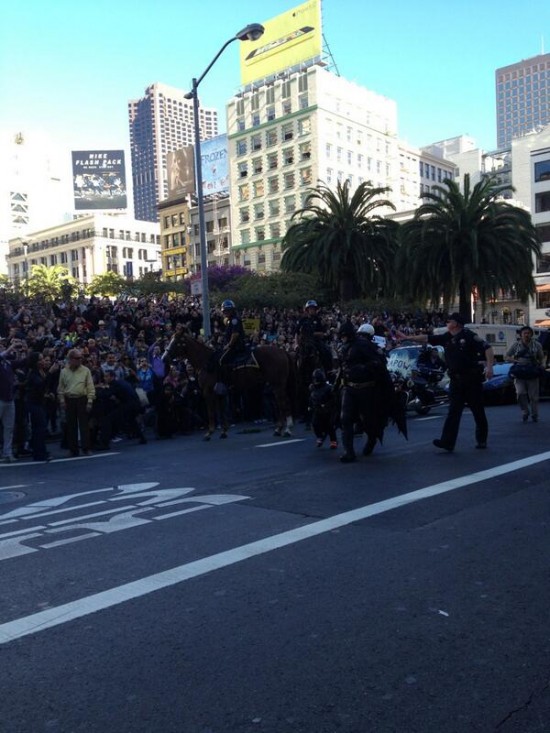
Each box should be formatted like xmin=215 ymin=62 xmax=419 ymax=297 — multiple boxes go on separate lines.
xmin=0 ymin=404 xmax=549 ymax=733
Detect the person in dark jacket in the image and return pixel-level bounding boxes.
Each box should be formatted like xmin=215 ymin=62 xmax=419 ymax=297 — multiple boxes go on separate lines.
xmin=95 ymin=370 xmax=146 ymax=449
xmin=25 ymin=351 xmax=51 ymax=461
xmin=0 ymin=339 xmax=28 ymax=462
xmin=337 ymin=321 xmax=394 ymax=463
xmin=397 ymin=313 xmax=494 ymax=451
xmin=308 ymin=368 xmax=338 ymax=449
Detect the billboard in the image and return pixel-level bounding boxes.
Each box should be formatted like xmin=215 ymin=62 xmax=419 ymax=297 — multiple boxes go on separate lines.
xmin=200 ymin=135 xmax=229 ymax=196
xmin=240 ymin=0 xmax=322 ymax=86
xmin=167 ymin=134 xmax=228 ymax=199
xmin=167 ymin=146 xmax=195 ymax=197
xmin=72 ymin=150 xmax=127 ymax=210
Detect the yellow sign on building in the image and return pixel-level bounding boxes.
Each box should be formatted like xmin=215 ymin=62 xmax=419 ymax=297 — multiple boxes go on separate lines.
xmin=240 ymin=0 xmax=322 ymax=86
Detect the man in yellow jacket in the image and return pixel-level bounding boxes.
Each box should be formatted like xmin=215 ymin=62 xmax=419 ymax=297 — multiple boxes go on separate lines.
xmin=57 ymin=348 xmax=96 ymax=457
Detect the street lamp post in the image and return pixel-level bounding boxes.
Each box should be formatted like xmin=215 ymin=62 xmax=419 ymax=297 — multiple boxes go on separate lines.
xmin=185 ymin=22 xmax=264 ymax=340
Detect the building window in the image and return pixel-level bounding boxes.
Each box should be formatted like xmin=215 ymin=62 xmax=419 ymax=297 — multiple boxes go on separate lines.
xmin=266 ymin=129 xmax=277 ymax=147
xmin=268 ymin=176 xmax=279 ymax=194
xmin=255 ymin=226 xmax=265 ymax=241
xmin=253 ymin=158 xmax=263 ymax=175
xmin=299 ymin=94 xmax=309 ymax=109
xmin=535 ymin=192 xmax=550 ymax=212
xmin=281 ymin=80 xmax=291 ymax=98
xmin=236 ymin=140 xmax=247 ymax=156
xmin=238 ymin=162 xmax=248 ymax=178
xmin=300 ymin=168 xmax=312 ymax=186
xmin=252 ymin=113 xmax=261 ymax=127
xmin=534 ymin=160 xmax=550 ymax=182
xmin=298 ymin=118 xmax=311 ymax=136
xmin=237 ymin=117 xmax=245 ymax=131
xmin=284 ymin=195 xmax=295 ymax=213
xmin=283 ymin=148 xmax=294 ymax=165
xmin=266 ymin=106 xmax=276 ymax=122
xmin=269 ymin=222 xmax=281 ymax=238
xmin=238 ymin=184 xmax=250 ymax=201
xmin=241 ymin=229 xmax=250 ymax=244
xmin=536 ymin=224 xmax=550 ymax=243
xmin=268 ymin=199 xmax=280 ymax=217
xmin=284 ymin=171 xmax=295 ymax=189
xmin=300 ymin=142 xmax=311 ymax=160
xmin=254 ymin=203 xmax=264 ymax=220
xmin=267 ymin=153 xmax=278 ymax=170
xmin=282 ymin=123 xmax=293 ymax=141
xmin=283 ymin=100 xmax=292 ymax=115
xmin=253 ymin=180 xmax=265 ymax=197
xmin=266 ymin=86 xmax=275 ymax=104
xmin=536 ymin=253 xmax=550 ymax=273
xmin=251 ymin=134 xmax=262 ymax=151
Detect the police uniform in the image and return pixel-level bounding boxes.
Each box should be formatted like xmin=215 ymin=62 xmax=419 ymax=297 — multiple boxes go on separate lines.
xmin=219 ymin=312 xmax=246 ymax=367
xmin=430 ymin=327 xmax=490 ymax=450
xmin=297 ymin=312 xmax=332 ymax=373
xmin=339 ymin=333 xmax=393 ymax=461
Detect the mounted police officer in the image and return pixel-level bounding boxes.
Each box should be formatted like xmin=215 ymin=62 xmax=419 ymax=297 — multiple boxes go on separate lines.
xmin=397 ymin=313 xmax=494 ymax=451
xmin=219 ymin=299 xmax=246 ymax=369
xmin=296 ymin=300 xmax=333 ymax=374
xmin=337 ymin=320 xmax=393 ymax=463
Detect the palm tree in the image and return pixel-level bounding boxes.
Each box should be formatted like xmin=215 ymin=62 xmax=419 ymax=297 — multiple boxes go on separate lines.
xmin=398 ymin=174 xmax=541 ymax=321
xmin=26 ymin=265 xmax=78 ymax=302
xmin=280 ymin=180 xmax=399 ymax=302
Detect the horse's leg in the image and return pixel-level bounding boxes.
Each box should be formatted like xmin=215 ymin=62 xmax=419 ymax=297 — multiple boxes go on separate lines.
xmin=203 ymin=393 xmax=216 ymax=441
xmin=272 ymin=386 xmax=292 ymax=437
xmin=219 ymin=395 xmax=229 ymax=439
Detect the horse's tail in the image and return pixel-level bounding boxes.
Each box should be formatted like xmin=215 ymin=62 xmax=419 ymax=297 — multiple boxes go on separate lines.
xmin=286 ymin=351 xmax=300 ymax=419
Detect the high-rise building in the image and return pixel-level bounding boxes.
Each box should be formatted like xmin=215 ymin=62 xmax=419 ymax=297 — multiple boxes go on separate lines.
xmin=128 ymin=82 xmax=219 ymax=223
xmin=225 ymin=65 xmax=402 ymax=272
xmin=0 ymin=130 xmax=73 ymax=272
xmin=495 ymin=53 xmax=550 ymax=149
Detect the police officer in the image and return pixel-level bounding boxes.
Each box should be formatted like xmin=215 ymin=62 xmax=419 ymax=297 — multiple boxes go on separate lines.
xmin=219 ymin=299 xmax=246 ymax=368
xmin=337 ymin=320 xmax=393 ymax=463
xmin=296 ymin=299 xmax=332 ymax=373
xmin=357 ymin=323 xmax=386 ymax=359
xmin=398 ymin=313 xmax=494 ymax=451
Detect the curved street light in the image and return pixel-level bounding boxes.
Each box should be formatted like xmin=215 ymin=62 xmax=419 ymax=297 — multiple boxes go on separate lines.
xmin=184 ymin=23 xmax=265 ymax=339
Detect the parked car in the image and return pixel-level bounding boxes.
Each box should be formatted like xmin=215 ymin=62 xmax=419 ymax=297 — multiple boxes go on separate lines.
xmin=389 ymin=345 xmax=550 ymax=407
xmin=482 ymin=363 xmax=550 ymax=405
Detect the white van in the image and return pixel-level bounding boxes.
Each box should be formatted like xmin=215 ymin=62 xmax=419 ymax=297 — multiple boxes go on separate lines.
xmin=465 ymin=324 xmax=549 ymax=361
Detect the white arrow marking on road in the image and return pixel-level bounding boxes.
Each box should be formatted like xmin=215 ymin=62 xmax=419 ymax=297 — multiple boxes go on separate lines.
xmin=256 ymin=439 xmax=306 ymax=448
xmin=1 ymin=450 xmax=550 ymax=645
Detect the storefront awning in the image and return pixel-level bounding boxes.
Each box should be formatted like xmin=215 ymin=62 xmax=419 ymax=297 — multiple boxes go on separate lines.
xmin=534 ymin=319 xmax=550 ymax=327
xmin=536 ymin=283 xmax=550 ymax=292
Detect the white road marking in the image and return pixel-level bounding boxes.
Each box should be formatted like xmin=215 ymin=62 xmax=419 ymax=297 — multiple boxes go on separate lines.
xmin=1 ymin=450 xmax=549 ymax=645
xmin=0 ymin=453 xmax=118 ymax=467
xmin=256 ymin=439 xmax=305 ymax=448
xmin=0 ymin=485 xmax=26 ymax=492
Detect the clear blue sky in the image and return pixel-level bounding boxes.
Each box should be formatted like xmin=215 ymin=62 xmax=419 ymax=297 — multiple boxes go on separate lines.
xmin=1 ymin=0 xmax=548 ymax=154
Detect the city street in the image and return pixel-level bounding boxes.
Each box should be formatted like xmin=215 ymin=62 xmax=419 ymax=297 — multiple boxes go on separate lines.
xmin=0 ymin=403 xmax=549 ymax=733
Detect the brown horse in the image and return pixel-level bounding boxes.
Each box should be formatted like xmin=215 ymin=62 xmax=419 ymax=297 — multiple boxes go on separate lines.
xmin=165 ymin=330 xmax=295 ymax=440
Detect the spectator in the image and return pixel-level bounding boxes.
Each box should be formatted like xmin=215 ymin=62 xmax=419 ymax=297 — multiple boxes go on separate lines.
xmin=57 ymin=348 xmax=96 ymax=457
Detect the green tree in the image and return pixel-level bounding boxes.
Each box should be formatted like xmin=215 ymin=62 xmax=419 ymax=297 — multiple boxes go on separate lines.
xmin=226 ymin=271 xmax=327 ymax=310
xmin=26 ymin=265 xmax=77 ymax=302
xmin=398 ymin=174 xmax=541 ymax=321
xmin=87 ymin=271 xmax=127 ymax=297
xmin=280 ymin=180 xmax=399 ymax=302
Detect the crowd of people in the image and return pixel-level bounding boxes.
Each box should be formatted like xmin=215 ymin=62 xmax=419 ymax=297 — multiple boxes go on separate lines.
xmin=0 ymin=291 xmax=533 ymax=462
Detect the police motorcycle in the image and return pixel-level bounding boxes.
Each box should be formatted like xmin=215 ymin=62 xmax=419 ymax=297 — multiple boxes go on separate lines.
xmin=388 ymin=344 xmax=449 ymax=415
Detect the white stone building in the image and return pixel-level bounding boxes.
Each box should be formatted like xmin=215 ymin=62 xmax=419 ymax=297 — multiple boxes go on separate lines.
xmin=225 ymin=65 xmax=401 ymax=272
xmin=512 ymin=126 xmax=550 ymax=325
xmin=7 ymin=213 xmax=161 ymax=287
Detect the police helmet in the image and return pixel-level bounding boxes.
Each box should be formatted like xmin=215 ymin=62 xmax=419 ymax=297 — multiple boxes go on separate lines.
xmin=221 ymin=299 xmax=235 ymax=311
xmin=312 ymin=368 xmax=326 ymax=384
xmin=304 ymin=299 xmax=318 ymax=309
xmin=338 ymin=321 xmax=356 ymax=339
xmin=357 ymin=323 xmax=375 ymax=336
